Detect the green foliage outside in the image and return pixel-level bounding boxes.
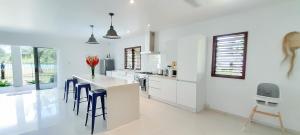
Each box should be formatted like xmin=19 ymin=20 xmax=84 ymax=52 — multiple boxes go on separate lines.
xmin=38 ymin=48 xmax=56 ymax=64
xmin=0 ymin=47 xmax=56 ymax=64
xmin=21 ymin=47 xmax=33 ymax=64
xmin=0 ymin=80 xmax=11 ymax=87
xmin=0 ymin=48 xmax=11 ymax=64
xmin=26 ymin=80 xmax=36 ymax=84
xmin=21 ymin=47 xmax=57 ymax=85
xmin=21 ymin=47 xmax=56 ymax=64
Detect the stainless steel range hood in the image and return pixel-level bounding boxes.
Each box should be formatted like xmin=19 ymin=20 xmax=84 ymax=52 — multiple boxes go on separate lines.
xmin=141 ymin=31 xmax=159 ymax=54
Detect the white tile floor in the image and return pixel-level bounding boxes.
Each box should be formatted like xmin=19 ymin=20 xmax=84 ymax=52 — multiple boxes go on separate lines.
xmin=0 ymin=89 xmax=294 ymax=135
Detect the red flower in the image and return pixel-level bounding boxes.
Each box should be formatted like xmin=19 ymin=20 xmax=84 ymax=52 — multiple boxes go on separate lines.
xmin=86 ymin=56 xmax=100 ymax=68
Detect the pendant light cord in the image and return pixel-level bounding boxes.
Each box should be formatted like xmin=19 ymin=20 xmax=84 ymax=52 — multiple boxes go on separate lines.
xmin=90 ymin=25 xmax=94 ymax=34
xmin=110 ymin=14 xmax=113 ymax=26
xmin=109 ymin=12 xmax=114 ymax=27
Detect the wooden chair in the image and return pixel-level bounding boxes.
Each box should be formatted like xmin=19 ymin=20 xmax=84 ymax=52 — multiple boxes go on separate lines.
xmin=243 ymin=83 xmax=285 ymax=134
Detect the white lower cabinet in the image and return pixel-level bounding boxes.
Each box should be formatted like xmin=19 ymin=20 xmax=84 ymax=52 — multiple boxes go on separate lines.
xmin=149 ymin=76 xmax=176 ymax=103
xmin=149 ymin=87 xmax=162 ymax=99
xmin=176 ymin=81 xmax=196 ymax=109
xmin=149 ymin=77 xmax=162 ymax=98
xmin=149 ymin=80 xmax=161 ymax=89
xmin=149 ymin=76 xmax=197 ymax=111
xmin=161 ymin=79 xmax=177 ymax=103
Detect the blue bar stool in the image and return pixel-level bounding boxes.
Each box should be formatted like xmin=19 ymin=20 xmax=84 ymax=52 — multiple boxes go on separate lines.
xmin=64 ymin=78 xmax=78 ymax=103
xmin=73 ymin=83 xmax=91 ymax=115
xmin=85 ymin=89 xmax=107 ymax=134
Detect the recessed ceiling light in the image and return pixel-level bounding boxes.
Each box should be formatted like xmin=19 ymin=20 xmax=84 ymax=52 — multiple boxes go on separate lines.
xmin=130 ymin=0 xmax=135 ymax=4
xmin=147 ymin=24 xmax=151 ymax=27
xmin=126 ymin=30 xmax=131 ymax=34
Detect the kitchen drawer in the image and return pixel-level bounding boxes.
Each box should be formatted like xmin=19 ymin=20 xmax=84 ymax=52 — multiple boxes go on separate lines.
xmin=149 ymin=87 xmax=161 ymax=98
xmin=149 ymin=80 xmax=161 ymax=89
xmin=149 ymin=76 xmax=161 ymax=82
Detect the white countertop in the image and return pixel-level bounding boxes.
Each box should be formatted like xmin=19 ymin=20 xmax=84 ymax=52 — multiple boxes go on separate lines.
xmin=73 ymin=74 xmax=138 ymax=89
xmin=149 ymin=75 xmax=177 ymax=80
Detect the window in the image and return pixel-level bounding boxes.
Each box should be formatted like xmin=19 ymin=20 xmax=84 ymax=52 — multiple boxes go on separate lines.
xmin=211 ymin=32 xmax=248 ymax=79
xmin=124 ymin=46 xmax=141 ymax=70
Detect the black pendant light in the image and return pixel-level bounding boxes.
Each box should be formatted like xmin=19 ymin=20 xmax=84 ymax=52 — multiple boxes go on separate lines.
xmin=103 ymin=13 xmax=121 ymax=39
xmin=86 ymin=25 xmax=99 ymax=44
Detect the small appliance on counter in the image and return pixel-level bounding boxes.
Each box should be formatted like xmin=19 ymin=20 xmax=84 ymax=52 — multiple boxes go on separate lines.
xmin=100 ymin=58 xmax=115 ymax=75
xmin=164 ymin=67 xmax=170 ymax=76
xmin=168 ymin=66 xmax=173 ymax=77
xmin=171 ymin=61 xmax=177 ymax=77
xmin=170 ymin=69 xmax=177 ymax=77
xmin=157 ymin=68 xmax=163 ymax=75
xmin=171 ymin=61 xmax=176 ymax=69
xmin=165 ymin=61 xmax=177 ymax=77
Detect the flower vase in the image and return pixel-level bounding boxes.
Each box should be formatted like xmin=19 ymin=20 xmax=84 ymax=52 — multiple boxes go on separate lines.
xmin=91 ymin=68 xmax=95 ymax=79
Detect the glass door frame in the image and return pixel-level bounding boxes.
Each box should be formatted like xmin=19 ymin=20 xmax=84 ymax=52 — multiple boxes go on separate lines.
xmin=33 ymin=47 xmax=40 ymax=90
xmin=33 ymin=47 xmax=57 ymax=90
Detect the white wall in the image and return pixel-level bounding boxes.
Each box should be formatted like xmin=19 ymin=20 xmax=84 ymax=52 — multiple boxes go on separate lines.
xmin=110 ymin=1 xmax=300 ymax=131
xmin=11 ymin=46 xmax=23 ymax=87
xmin=109 ymin=35 xmax=144 ymax=70
xmin=0 ymin=31 xmax=110 ymax=88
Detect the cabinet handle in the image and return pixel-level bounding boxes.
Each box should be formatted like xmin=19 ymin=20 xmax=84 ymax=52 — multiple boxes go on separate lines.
xmin=149 ymin=87 xmax=160 ymax=90
xmin=176 ymin=79 xmax=196 ymax=83
xmin=149 ymin=80 xmax=160 ymax=82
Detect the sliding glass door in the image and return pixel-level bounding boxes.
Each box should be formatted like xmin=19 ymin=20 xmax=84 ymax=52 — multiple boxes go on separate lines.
xmin=0 ymin=45 xmax=13 ymax=88
xmin=34 ymin=47 xmax=57 ymax=90
xmin=0 ymin=45 xmax=57 ymax=91
xmin=21 ymin=46 xmax=35 ymax=87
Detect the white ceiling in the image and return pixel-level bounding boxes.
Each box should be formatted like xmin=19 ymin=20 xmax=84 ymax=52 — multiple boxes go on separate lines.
xmin=0 ymin=0 xmax=287 ymax=39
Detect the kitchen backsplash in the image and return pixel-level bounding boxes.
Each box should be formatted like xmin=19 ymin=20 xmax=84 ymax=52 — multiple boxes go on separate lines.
xmin=141 ymin=54 xmax=161 ymax=72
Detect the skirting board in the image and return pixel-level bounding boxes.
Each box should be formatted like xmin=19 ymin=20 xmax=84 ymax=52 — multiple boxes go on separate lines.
xmin=204 ymin=105 xmax=300 ymax=134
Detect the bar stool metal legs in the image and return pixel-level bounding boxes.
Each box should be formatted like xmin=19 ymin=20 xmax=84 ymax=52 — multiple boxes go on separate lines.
xmin=73 ymin=83 xmax=90 ymax=115
xmin=91 ymin=95 xmax=97 ymax=134
xmin=64 ymin=78 xmax=77 ymax=103
xmin=100 ymin=95 xmax=106 ymax=120
xmin=85 ymin=89 xmax=107 ymax=134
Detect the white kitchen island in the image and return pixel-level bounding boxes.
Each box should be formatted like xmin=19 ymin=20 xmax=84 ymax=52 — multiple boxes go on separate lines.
xmin=73 ymin=74 xmax=140 ymax=130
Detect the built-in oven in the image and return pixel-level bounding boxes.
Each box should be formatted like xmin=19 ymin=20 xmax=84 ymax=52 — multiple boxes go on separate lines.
xmin=137 ymin=77 xmax=147 ymax=91
xmin=134 ymin=72 xmax=152 ymax=98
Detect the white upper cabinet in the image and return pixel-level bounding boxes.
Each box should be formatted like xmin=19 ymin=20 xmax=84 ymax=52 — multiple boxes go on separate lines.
xmin=177 ymin=36 xmax=201 ymax=82
xmin=165 ymin=40 xmax=178 ymax=63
